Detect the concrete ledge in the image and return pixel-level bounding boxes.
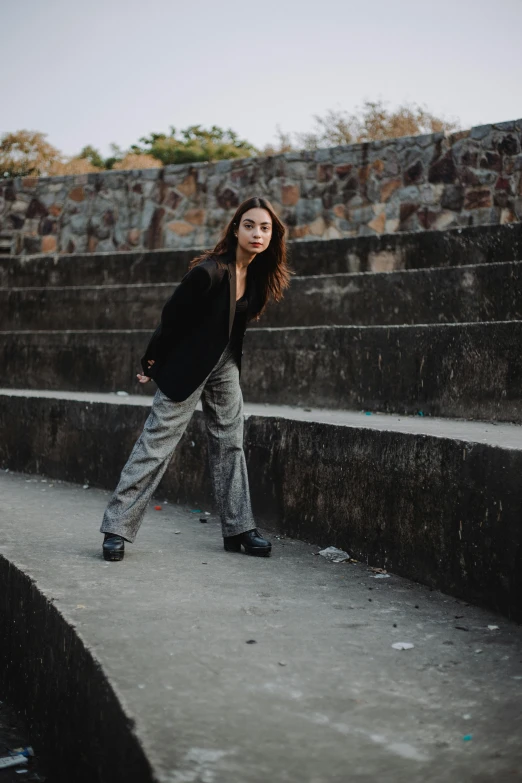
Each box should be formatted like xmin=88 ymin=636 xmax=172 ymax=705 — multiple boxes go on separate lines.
xmin=1 ymin=223 xmax=521 ymax=287
xmin=1 ymin=390 xmax=521 ymax=619
xmin=241 ymin=321 xmax=522 ymax=421
xmin=0 ymin=556 xmax=157 ymax=783
xmin=3 ymin=261 xmax=522 ymax=330
xmin=3 ymin=469 xmax=522 ymax=781
xmin=2 ymin=321 xmax=522 ymax=421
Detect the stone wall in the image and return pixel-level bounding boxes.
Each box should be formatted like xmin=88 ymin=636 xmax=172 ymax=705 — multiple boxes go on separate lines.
xmin=1 ymin=119 xmax=521 ymax=255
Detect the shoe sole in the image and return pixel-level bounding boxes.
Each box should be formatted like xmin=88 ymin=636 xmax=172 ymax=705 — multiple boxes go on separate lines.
xmin=244 ymin=547 xmax=271 ymax=557
xmin=224 ymin=544 xmax=272 ymax=557
xmin=103 ymin=549 xmax=125 ymax=562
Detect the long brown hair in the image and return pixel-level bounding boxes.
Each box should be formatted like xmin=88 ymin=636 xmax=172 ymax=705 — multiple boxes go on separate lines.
xmin=189 ymin=196 xmax=293 ymax=321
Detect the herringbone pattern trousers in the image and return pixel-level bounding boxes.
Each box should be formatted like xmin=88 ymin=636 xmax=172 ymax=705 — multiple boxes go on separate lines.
xmin=100 ymin=342 xmax=256 ymax=542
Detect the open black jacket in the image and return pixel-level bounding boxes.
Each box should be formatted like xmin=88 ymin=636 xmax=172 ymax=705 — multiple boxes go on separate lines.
xmin=140 ymin=253 xmax=258 ymax=402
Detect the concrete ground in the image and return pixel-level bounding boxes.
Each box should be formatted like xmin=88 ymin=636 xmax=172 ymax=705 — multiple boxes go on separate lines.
xmin=1 ymin=469 xmax=522 ymax=783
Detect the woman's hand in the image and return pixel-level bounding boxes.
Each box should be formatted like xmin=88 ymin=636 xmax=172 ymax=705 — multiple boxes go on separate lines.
xmin=137 ymin=359 xmax=155 ymax=383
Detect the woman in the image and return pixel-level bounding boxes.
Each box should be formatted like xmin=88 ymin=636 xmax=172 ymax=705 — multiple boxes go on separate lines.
xmin=100 ymin=196 xmax=292 ymax=562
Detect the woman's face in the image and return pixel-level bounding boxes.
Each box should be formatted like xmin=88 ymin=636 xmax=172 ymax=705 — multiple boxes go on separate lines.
xmin=235 ymin=208 xmax=273 ymax=255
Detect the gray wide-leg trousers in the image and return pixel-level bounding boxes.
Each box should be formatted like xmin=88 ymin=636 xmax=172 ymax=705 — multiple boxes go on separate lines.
xmin=100 ymin=342 xmax=256 ymax=543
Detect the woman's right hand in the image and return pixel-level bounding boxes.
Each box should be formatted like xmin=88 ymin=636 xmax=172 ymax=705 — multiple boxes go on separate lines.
xmin=137 ymin=359 xmax=155 ymax=383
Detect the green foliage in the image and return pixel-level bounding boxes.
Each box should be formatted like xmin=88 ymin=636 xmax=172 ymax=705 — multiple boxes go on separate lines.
xmin=98 ymin=143 xmax=125 ymax=170
xmin=78 ymin=145 xmax=106 ymax=169
xmin=134 ymin=125 xmax=259 ymax=165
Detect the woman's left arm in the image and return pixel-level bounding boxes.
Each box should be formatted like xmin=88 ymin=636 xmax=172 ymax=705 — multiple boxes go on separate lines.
xmin=140 ymin=263 xmax=214 ymax=375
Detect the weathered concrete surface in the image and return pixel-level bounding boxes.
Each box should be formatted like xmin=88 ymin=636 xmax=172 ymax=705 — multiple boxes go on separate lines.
xmin=0 ymin=558 xmax=156 ymax=783
xmin=286 ymin=221 xmax=522 ymax=275
xmin=0 ymin=248 xmax=196 ymax=288
xmin=1 ymin=390 xmax=521 ymax=619
xmin=2 ymin=321 xmax=522 ymax=422
xmin=262 ymin=261 xmax=522 ymax=327
xmin=242 ymin=321 xmax=522 ymax=422
xmin=1 ymin=470 xmax=522 ymax=782
xmin=4 ymin=261 xmax=522 ymax=331
xmin=1 ymin=223 xmax=521 ymax=288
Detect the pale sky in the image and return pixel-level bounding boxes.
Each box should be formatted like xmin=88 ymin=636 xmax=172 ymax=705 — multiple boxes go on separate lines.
xmin=2 ymin=0 xmax=521 ymax=157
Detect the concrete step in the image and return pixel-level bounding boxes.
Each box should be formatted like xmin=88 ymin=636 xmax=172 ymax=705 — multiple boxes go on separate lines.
xmin=2 ymin=469 xmax=522 ymax=781
xmin=3 ymin=260 xmax=522 ymax=330
xmin=2 ymin=222 xmax=521 ymax=287
xmin=1 ymin=389 xmax=521 ymax=620
xmin=0 ymin=232 xmax=13 ymax=255
xmin=2 ymin=321 xmax=521 ymax=421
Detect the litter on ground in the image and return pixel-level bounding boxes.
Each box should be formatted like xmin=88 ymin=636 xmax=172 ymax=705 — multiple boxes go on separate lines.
xmin=317 ymin=547 xmax=351 ymax=563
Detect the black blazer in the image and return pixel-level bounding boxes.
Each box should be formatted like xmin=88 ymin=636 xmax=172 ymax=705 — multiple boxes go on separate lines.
xmin=140 ymin=253 xmax=257 ymax=401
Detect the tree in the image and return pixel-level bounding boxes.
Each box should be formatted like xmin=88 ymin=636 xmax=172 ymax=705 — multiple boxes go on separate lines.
xmin=0 ymin=130 xmax=62 ymax=178
xmin=78 ymin=145 xmax=106 ymax=169
xmin=112 ymin=152 xmax=161 ymax=171
xmin=265 ymin=100 xmax=461 ymax=153
xmin=262 ymin=125 xmax=294 ymax=156
xmin=134 ymin=124 xmax=259 ymax=165
xmin=48 ymin=157 xmax=99 ymax=176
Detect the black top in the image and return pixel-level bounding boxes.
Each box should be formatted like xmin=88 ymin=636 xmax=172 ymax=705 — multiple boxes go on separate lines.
xmin=229 ymin=289 xmax=249 ymax=357
xmin=234 ymin=292 xmax=248 ymax=313
xmin=141 ymin=256 xmax=258 ymax=402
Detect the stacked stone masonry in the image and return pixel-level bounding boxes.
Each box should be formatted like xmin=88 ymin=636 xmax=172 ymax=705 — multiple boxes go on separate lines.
xmin=1 ymin=119 xmax=521 ymax=255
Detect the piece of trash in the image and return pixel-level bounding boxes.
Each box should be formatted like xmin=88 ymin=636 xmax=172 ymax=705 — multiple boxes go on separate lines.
xmin=303 ymin=407 xmax=312 ymax=412
xmin=82 ymin=484 xmax=89 ymax=490
xmin=204 ymin=511 xmax=211 ymax=515
xmin=0 ymin=753 xmax=29 ymax=770
xmin=201 ymin=562 xmax=207 ymax=565
xmin=455 ymin=626 xmax=469 ymax=632
xmin=278 ymin=661 xmax=287 ymax=666
xmin=317 ymin=546 xmax=351 ymax=563
xmin=487 ymin=625 xmax=499 ymax=631
xmin=365 ymin=411 xmax=372 ymax=416
xmin=418 ymin=410 xmax=424 ymax=416
xmin=372 ymin=574 xmax=390 ymax=579
xmin=463 ymin=714 xmax=472 ymax=720
xmin=190 ymin=509 xmax=202 ymax=513
xmin=154 ymin=505 xmax=162 ymax=511
xmin=175 ymin=530 xmax=181 ymax=534
xmin=246 ymin=639 xmax=257 ymax=644
xmin=116 ymin=390 xmax=129 ymax=396
xmin=200 ymin=518 xmax=208 ymax=523
xmin=392 ymin=642 xmax=414 ymax=650
xmin=475 ymin=649 xmax=483 ymax=654
xmin=463 ymin=734 xmax=473 ymax=742
xmin=76 ymin=604 xmax=86 ymax=609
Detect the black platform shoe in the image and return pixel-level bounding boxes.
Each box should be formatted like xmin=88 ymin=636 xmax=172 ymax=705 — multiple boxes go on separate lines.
xmin=223 ymin=528 xmax=272 ymax=557
xmin=103 ymin=533 xmax=125 ymax=561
